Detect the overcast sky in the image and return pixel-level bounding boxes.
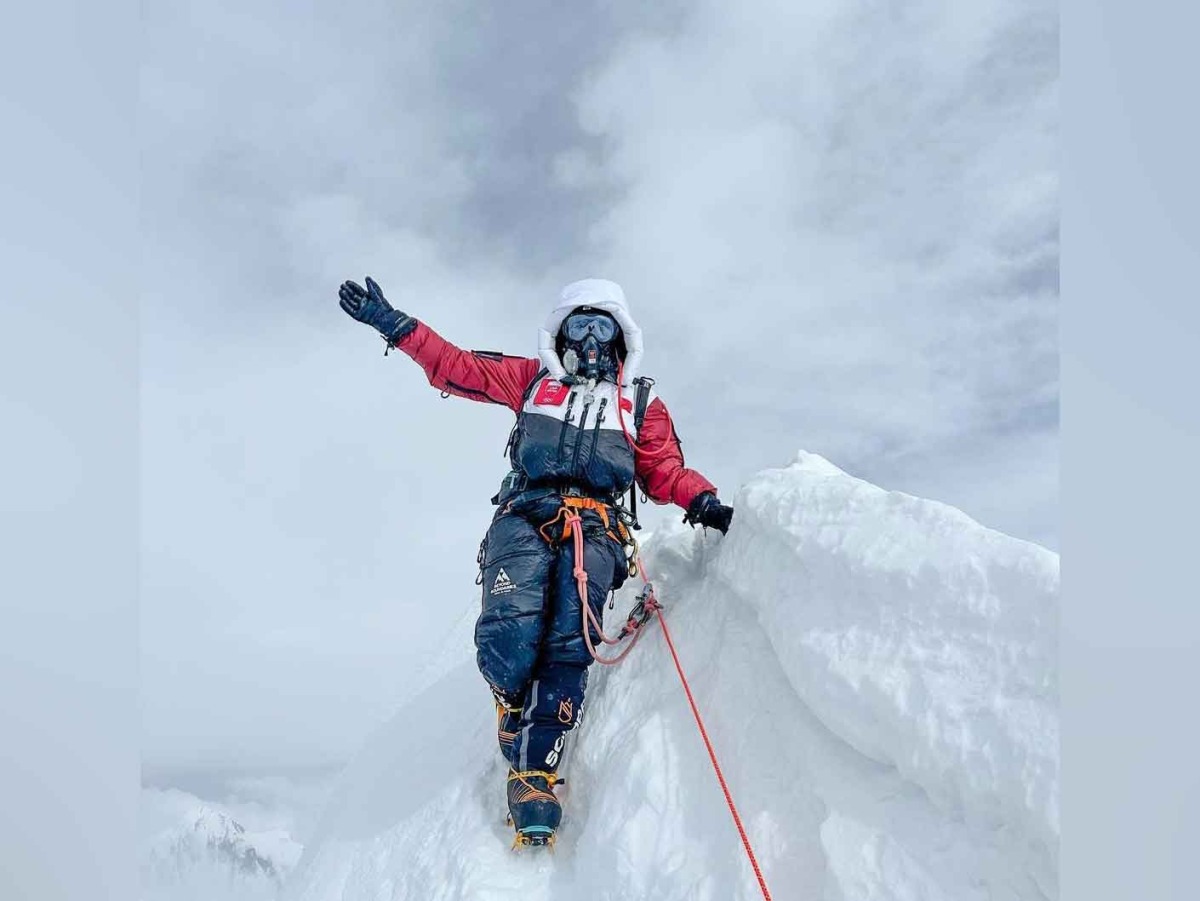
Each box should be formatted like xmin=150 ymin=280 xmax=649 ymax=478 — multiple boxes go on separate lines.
xmin=140 ymin=0 xmax=1057 ymax=776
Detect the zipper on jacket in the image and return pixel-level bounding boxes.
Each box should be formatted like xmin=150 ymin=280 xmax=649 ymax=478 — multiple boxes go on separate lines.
xmin=444 ymin=379 xmax=502 ymax=405
xmin=584 ymin=396 xmax=608 ymax=469
xmin=570 ymin=397 xmax=594 ymax=476
xmin=556 ymin=389 xmax=578 ymax=463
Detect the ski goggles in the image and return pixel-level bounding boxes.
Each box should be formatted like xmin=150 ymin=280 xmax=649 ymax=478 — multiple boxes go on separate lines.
xmin=562 ymin=311 xmax=619 ymax=343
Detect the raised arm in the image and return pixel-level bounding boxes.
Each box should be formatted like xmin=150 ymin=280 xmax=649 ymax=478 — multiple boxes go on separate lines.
xmin=339 ymin=276 xmax=539 ymax=413
xmin=395 ymin=322 xmax=539 ymax=412
xmin=634 ymin=395 xmax=734 ymax=533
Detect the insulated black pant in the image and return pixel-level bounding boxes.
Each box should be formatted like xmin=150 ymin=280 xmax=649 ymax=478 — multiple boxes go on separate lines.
xmin=475 ymin=498 xmax=626 ymax=774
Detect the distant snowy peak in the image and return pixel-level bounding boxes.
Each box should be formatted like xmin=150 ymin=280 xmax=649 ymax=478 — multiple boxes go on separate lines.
xmin=187 ymin=805 xmax=249 ymax=842
xmin=199 ymin=807 xmax=278 ymax=874
xmin=144 ymin=804 xmax=284 ymax=899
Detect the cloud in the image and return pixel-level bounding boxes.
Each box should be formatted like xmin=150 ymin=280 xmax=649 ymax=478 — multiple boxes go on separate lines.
xmin=139 ymin=0 xmax=662 ymax=772
xmin=140 ymin=0 xmax=1058 ymax=772
xmin=568 ymin=0 xmax=1058 ymax=540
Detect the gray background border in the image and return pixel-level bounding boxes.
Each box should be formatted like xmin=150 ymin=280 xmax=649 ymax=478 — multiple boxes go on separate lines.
xmin=0 ymin=1 xmax=138 ymax=898
xmin=3 ymin=1 xmax=1199 ymax=898
xmin=1062 ymin=0 xmax=1200 ymax=898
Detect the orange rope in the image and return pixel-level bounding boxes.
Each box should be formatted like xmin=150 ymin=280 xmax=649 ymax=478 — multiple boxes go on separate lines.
xmin=654 ymin=604 xmax=774 ymax=901
xmin=565 ymin=503 xmax=774 ymax=899
xmin=564 ymin=509 xmax=654 ymax=665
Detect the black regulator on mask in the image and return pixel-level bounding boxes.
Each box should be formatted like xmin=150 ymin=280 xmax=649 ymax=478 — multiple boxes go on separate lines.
xmin=559 ymin=308 xmax=621 ymax=383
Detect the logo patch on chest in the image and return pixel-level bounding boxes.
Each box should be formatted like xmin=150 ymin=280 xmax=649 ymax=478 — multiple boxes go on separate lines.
xmin=533 ymin=378 xmax=570 ymax=406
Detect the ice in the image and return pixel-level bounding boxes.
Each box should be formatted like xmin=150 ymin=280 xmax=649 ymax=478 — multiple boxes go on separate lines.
xmin=285 ymin=452 xmax=1059 ymax=900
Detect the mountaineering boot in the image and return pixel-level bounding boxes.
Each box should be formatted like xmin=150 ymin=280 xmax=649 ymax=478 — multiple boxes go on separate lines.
xmin=495 ymin=698 xmax=522 ymax=763
xmin=507 ymin=769 xmax=562 ymax=848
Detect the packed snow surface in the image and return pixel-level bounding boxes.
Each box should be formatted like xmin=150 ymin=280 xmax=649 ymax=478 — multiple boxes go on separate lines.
xmin=286 ymin=452 xmax=1059 ymax=900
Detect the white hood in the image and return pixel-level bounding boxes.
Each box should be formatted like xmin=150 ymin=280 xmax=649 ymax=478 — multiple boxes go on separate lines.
xmin=537 ymin=279 xmax=644 ymax=387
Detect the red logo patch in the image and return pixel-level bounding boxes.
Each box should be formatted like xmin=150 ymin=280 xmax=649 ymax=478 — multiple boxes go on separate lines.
xmin=619 ymin=396 xmax=634 ymax=413
xmin=533 ymin=379 xmax=570 ymax=406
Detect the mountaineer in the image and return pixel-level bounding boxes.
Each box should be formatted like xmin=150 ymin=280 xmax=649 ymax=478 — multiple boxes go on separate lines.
xmin=339 ymin=276 xmax=732 ymax=846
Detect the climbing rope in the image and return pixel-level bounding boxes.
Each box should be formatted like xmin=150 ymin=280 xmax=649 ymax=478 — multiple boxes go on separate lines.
xmin=564 ymin=507 xmax=658 ymax=665
xmin=653 ymin=596 xmax=775 ymax=901
xmin=561 ymin=502 xmax=774 ymax=900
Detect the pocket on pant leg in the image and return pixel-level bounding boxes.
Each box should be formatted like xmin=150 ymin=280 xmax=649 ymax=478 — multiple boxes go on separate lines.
xmin=474 ymin=512 xmax=556 ymax=696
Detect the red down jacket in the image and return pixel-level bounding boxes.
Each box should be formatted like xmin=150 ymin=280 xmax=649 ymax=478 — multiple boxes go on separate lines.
xmin=395 ymin=322 xmax=716 ymax=510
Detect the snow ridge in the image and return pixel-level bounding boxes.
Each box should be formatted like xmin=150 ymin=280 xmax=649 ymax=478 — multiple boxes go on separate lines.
xmin=286 ymin=452 xmax=1059 ymax=901
xmin=717 ymin=451 xmax=1059 ymax=894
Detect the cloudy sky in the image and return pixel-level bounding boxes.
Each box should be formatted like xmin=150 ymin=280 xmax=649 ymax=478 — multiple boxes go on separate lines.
xmin=140 ymin=0 xmax=1058 ymax=776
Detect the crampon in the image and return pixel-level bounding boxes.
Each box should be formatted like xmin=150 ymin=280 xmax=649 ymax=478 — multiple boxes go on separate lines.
xmin=511 ymin=826 xmax=557 ymax=850
xmin=507 ymin=769 xmax=561 ymax=850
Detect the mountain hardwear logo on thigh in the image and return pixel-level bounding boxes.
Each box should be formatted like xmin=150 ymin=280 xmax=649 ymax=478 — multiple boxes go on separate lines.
xmin=491 ymin=568 xmax=516 ymax=595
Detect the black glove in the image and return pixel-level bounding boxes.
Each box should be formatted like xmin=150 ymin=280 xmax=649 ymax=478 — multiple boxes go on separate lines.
xmin=338 ymin=276 xmax=417 ymax=345
xmin=684 ymin=491 xmax=734 ymax=535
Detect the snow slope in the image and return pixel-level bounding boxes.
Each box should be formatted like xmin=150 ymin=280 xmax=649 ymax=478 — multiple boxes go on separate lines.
xmin=286 ymin=451 xmax=1059 ymax=900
